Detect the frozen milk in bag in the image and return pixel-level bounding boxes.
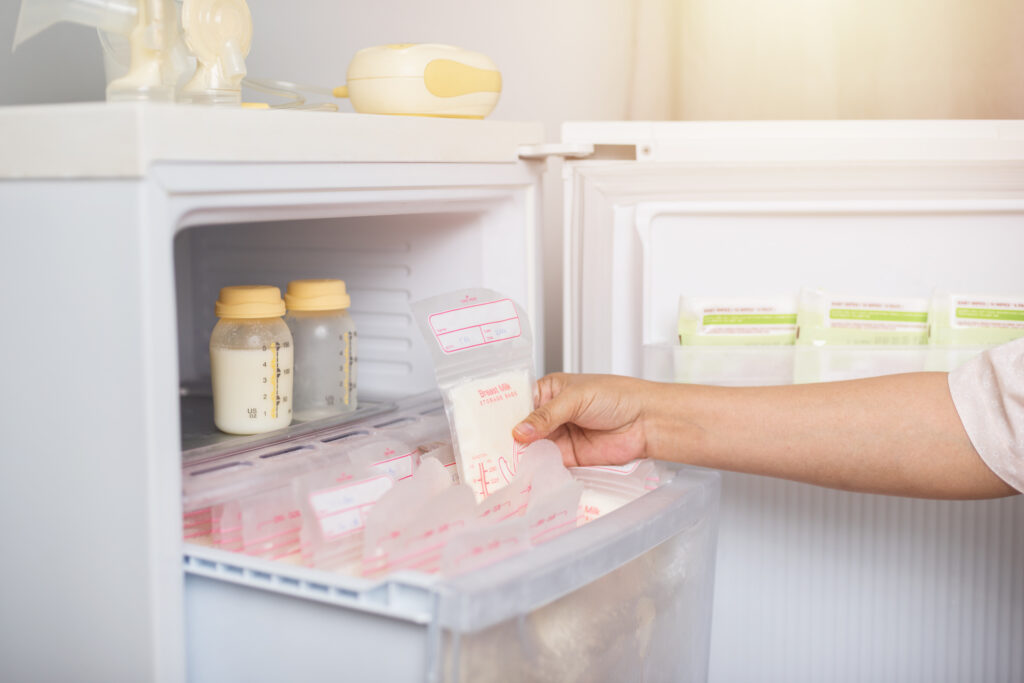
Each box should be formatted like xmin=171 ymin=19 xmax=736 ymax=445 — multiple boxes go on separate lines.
xmin=413 ymin=289 xmax=536 ymax=502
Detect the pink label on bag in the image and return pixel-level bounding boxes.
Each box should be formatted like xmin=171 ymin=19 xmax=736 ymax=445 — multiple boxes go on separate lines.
xmin=370 ymin=449 xmax=417 ymax=481
xmin=429 ymin=299 xmax=521 ymax=354
xmin=309 ymin=476 xmax=394 ymax=540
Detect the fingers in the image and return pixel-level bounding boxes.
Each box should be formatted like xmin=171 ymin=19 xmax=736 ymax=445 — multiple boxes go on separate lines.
xmin=534 ymin=372 xmax=570 ymax=407
xmin=514 ymin=380 xmax=582 ymax=444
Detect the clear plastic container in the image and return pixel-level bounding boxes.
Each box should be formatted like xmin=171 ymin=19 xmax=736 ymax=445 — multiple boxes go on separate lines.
xmin=284 ymin=279 xmax=358 ymax=422
xmin=209 ymin=285 xmax=294 ymax=434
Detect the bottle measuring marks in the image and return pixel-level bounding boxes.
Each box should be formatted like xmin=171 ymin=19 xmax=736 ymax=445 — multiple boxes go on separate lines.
xmin=211 ymin=285 xmax=295 ymax=435
xmin=210 ymin=342 xmax=293 ymax=432
xmin=285 ymin=279 xmax=359 ymax=422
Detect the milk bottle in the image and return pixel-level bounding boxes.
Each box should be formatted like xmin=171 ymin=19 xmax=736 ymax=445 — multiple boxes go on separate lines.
xmin=284 ymin=279 xmax=358 ymax=421
xmin=210 ymin=285 xmax=294 ymax=434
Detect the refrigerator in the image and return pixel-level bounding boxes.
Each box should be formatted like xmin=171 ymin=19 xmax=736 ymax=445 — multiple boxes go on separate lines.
xmin=0 ymin=104 xmax=1022 ymax=682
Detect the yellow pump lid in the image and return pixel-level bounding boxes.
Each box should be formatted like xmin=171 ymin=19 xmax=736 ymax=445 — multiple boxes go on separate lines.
xmin=215 ymin=285 xmax=286 ymax=318
xmin=285 ymin=279 xmax=352 ymax=311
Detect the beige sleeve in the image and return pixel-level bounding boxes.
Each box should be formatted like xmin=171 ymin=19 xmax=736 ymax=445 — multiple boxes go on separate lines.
xmin=947 ymin=338 xmax=1024 ymax=493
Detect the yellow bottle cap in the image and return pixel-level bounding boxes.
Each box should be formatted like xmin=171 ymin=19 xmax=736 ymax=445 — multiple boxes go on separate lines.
xmin=215 ymin=285 xmax=286 ymax=319
xmin=285 ymin=279 xmax=352 ymax=311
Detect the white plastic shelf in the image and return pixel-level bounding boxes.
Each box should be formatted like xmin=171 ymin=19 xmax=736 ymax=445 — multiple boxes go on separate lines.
xmin=643 ymin=344 xmax=990 ymax=385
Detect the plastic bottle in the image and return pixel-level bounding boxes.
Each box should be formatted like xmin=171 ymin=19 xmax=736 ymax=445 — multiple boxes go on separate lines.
xmin=284 ymin=279 xmax=358 ymax=422
xmin=210 ymin=285 xmax=294 ymax=435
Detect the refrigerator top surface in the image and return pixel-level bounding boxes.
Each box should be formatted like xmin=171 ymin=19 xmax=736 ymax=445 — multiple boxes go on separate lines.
xmin=0 ymin=102 xmax=545 ymax=179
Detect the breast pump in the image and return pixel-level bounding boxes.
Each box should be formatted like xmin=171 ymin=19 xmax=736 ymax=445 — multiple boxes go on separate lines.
xmin=13 ymin=0 xmax=504 ymax=117
xmin=12 ymin=0 xmax=252 ymax=105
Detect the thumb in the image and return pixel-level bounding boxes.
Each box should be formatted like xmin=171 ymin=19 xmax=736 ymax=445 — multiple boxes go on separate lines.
xmin=513 ymin=390 xmax=580 ymax=443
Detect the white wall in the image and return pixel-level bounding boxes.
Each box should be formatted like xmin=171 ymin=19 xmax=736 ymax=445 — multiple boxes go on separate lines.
xmin=0 ymin=2 xmax=108 ymax=104
xmin=0 ymin=0 xmax=638 ymax=373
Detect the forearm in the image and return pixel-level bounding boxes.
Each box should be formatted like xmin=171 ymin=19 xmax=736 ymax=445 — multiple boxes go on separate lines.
xmin=645 ymin=373 xmax=1017 ymax=499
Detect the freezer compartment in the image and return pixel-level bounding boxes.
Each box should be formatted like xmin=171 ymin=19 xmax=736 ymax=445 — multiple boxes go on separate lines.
xmin=642 ymin=343 xmax=990 ymax=385
xmin=173 ymin=199 xmax=541 ymax=451
xmin=184 ymin=467 xmax=721 ymax=683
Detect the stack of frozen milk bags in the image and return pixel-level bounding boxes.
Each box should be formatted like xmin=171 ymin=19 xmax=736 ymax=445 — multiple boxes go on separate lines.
xmin=183 ymin=289 xmax=673 ymax=577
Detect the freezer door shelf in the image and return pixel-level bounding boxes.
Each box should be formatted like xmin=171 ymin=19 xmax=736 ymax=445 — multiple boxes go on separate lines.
xmin=182 ymin=467 xmax=720 ymax=683
xmin=643 ymin=343 xmax=992 ymax=386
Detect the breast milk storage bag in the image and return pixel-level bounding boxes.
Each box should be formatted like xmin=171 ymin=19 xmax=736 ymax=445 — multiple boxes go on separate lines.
xmin=413 ymin=289 xmax=535 ymax=502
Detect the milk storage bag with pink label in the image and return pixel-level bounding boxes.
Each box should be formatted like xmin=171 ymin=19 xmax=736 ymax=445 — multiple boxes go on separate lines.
xmin=412 ymin=289 xmax=536 ymax=502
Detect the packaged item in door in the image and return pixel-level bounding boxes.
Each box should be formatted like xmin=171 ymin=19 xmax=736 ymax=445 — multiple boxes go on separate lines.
xmin=678 ymin=296 xmax=798 ymax=345
xmin=796 ymin=288 xmax=929 ymax=346
xmin=928 ymin=290 xmax=1024 ymax=346
xmin=209 ymin=285 xmax=294 ymax=434
xmin=412 ymin=289 xmax=536 ymax=502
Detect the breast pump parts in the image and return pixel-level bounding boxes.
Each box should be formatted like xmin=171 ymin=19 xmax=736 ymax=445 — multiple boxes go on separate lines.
xmin=13 ymin=0 xmax=251 ymax=105
xmin=178 ymin=0 xmax=251 ymax=104
xmin=245 ymin=43 xmax=503 ymax=117
xmin=13 ymin=3 xmax=500 ymax=117
xmin=334 ymin=44 xmax=502 ymax=118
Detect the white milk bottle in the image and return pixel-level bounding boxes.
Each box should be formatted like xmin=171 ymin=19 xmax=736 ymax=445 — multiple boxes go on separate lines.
xmin=284 ymin=279 xmax=358 ymax=421
xmin=210 ymin=285 xmax=294 ymax=434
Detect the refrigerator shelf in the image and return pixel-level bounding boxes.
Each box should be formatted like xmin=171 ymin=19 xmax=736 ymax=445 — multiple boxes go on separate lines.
xmin=180 ymin=393 xmax=399 ymax=458
xmin=642 ymin=343 xmax=992 ymax=386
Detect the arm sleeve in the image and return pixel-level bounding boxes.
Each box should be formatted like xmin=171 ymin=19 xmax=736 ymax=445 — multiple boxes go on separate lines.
xmin=947 ymin=337 xmax=1024 ymax=493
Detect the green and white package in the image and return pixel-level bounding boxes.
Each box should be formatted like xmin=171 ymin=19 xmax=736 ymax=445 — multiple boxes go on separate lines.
xmin=796 ymin=289 xmax=929 ymax=346
xmin=929 ymin=291 xmax=1024 ymax=346
xmin=678 ymin=296 xmax=798 ymax=346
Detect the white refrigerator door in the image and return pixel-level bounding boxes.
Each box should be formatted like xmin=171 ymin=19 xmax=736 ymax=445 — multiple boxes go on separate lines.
xmin=562 ymin=120 xmax=1024 ymax=683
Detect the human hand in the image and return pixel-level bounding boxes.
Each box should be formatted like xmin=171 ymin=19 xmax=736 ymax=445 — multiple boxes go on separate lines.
xmin=512 ymin=373 xmax=656 ymax=468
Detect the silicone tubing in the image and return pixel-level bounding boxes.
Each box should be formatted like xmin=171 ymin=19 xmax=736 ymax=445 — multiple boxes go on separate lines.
xmin=242 ymin=77 xmax=340 ymax=111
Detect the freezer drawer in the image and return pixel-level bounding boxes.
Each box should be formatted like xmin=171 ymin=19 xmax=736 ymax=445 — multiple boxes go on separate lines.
xmin=184 ymin=467 xmax=720 ymax=683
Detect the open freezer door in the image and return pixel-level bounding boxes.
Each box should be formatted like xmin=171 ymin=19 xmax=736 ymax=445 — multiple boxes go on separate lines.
xmin=560 ymin=120 xmax=1024 ymax=683
xmin=561 ymin=120 xmax=1024 ymax=374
